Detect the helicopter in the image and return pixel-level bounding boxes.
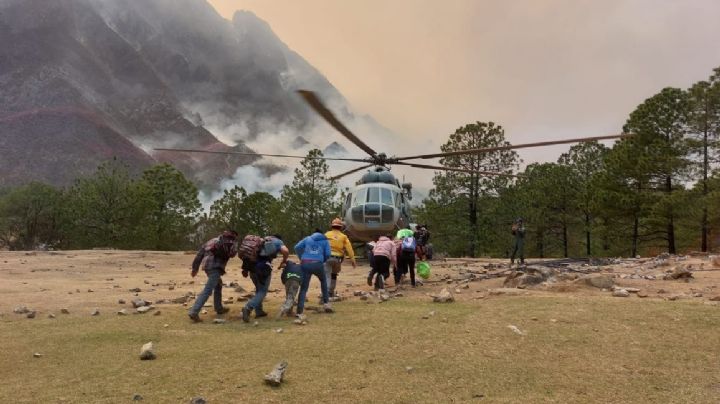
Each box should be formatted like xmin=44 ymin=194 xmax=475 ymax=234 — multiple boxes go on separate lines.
xmin=156 ymin=90 xmax=629 ymax=242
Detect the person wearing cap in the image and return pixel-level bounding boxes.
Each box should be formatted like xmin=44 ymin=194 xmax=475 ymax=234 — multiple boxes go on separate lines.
xmin=188 ymin=230 xmax=238 ymax=322
xmin=510 ymin=218 xmax=526 ymax=266
xmin=324 ymin=218 xmax=356 ymax=297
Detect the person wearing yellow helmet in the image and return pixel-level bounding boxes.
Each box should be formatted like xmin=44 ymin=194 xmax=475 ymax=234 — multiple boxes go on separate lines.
xmin=324 ymin=218 xmax=356 ymax=297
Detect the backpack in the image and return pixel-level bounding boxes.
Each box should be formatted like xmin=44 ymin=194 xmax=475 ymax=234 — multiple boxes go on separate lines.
xmin=401 ymin=236 xmax=417 ymax=253
xmin=239 ymin=235 xmax=278 ymax=262
xmin=201 ymin=236 xmax=237 ymax=269
xmin=239 ymin=235 xmax=264 ymax=262
xmin=258 ymin=236 xmax=280 ymax=259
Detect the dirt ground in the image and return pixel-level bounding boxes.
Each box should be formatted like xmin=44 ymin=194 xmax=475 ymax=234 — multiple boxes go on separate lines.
xmin=1 ymin=250 xmax=719 ymax=403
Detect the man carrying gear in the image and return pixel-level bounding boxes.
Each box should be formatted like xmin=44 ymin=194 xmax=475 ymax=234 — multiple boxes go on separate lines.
xmin=324 ymin=218 xmax=356 ymax=297
xmin=188 ymin=230 xmax=238 ymax=322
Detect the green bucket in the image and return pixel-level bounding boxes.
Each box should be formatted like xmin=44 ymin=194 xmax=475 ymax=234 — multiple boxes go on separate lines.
xmin=396 ymin=229 xmax=414 ymax=239
xmin=417 ymin=261 xmax=431 ymax=279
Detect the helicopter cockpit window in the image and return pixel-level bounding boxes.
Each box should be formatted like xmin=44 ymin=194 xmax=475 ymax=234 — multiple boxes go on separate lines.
xmin=381 ymin=188 xmax=393 ymax=205
xmin=352 ymin=189 xmax=366 ymax=207
xmin=367 ymin=187 xmax=380 ymax=203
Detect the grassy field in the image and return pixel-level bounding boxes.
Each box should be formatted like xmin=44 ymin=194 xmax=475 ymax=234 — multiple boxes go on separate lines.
xmin=2 ymin=296 xmax=719 ymax=403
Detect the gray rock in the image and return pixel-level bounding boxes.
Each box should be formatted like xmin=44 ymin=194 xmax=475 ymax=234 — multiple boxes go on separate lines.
xmin=140 ymin=342 xmax=156 ymax=360
xmin=91 ymin=308 xmax=100 ymax=316
xmin=33 ymin=353 xmax=42 ymax=358
xmin=48 ymin=313 xmax=56 ymax=319
xmin=118 ymin=299 xmax=126 ymax=305
xmin=132 ymin=394 xmax=143 ymax=401
xmin=153 ymin=310 xmax=161 ymax=316
xmin=432 ymin=288 xmax=455 ymax=303
xmin=136 ymin=306 xmax=153 ymax=314
xmin=117 ymin=309 xmax=128 ymax=316
xmin=13 ymin=305 xmax=31 ymax=314
xmin=612 ymin=289 xmax=630 ymax=297
xmin=129 ymin=288 xmax=141 ymax=293
xmin=190 ymin=397 xmax=207 ymax=404
xmin=582 ymin=274 xmax=614 ymax=289
xmin=213 ymin=318 xmax=226 ymax=324
xmin=132 ymin=299 xmax=148 ymax=308
xmin=26 ymin=311 xmax=36 ymax=319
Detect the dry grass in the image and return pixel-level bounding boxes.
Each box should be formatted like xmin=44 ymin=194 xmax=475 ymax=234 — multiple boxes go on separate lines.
xmin=1 ymin=251 xmax=719 ymax=403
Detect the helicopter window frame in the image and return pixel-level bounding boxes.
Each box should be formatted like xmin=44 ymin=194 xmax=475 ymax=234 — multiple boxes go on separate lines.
xmin=367 ymin=187 xmax=380 ymax=204
xmin=394 ymin=191 xmax=401 ymax=208
xmin=380 ymin=188 xmax=393 ymax=206
xmin=352 ymin=189 xmax=367 ymax=207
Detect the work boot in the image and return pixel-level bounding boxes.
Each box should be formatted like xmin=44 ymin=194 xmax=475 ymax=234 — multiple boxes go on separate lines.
xmin=255 ymin=310 xmax=268 ymax=318
xmin=323 ymin=303 xmax=334 ymax=313
xmin=241 ymin=307 xmax=251 ymax=323
xmin=216 ymin=307 xmax=230 ymax=315
xmin=367 ymin=273 xmax=373 ymax=286
xmin=188 ymin=313 xmax=202 ymax=323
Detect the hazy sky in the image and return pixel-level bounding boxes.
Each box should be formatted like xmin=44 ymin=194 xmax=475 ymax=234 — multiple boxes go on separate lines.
xmin=208 ymin=0 xmax=720 ymax=165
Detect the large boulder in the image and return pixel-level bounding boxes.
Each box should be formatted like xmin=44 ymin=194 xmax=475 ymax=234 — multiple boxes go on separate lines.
xmin=580 ymin=274 xmax=614 ymax=289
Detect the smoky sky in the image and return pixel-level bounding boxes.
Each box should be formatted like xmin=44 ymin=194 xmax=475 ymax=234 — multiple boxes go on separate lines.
xmin=209 ymin=0 xmax=720 ymax=166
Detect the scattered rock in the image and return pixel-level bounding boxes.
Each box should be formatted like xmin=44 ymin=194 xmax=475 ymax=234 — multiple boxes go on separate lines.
xmin=264 ymin=360 xmax=288 ymax=386
xmin=293 ymin=319 xmax=308 ymax=326
xmin=140 ymin=342 xmax=156 ymax=360
xmin=91 ymin=308 xmax=100 ymax=316
xmin=432 ymin=288 xmax=455 ymax=303
xmin=507 ymin=325 xmax=525 ymax=335
xmin=253 ymin=321 xmax=259 ymax=327
xmin=117 ymin=309 xmax=128 ymax=316
xmin=663 ymin=265 xmax=693 ymax=281
xmin=612 ymin=289 xmax=630 ymax=297
xmin=87 ymin=289 xmax=94 ymax=293
xmin=171 ymin=295 xmax=192 ymax=304
xmin=33 ymin=353 xmax=42 ymax=358
xmin=637 ymin=291 xmax=649 ymax=298
xmin=153 ymin=310 xmax=161 ymax=316
xmin=136 ymin=306 xmax=153 ymax=314
xmin=60 ymin=308 xmax=70 ymax=314
xmin=13 ymin=305 xmax=31 ymax=314
xmin=693 ymin=292 xmax=703 ymax=298
xmin=709 ymin=296 xmax=720 ymax=301
xmin=353 ymin=290 xmax=365 ymax=296
xmin=405 ymin=366 xmax=414 ymax=373
xmin=275 ymin=328 xmax=284 ymax=333
xmin=129 ymin=288 xmax=141 ymax=293
xmin=213 ymin=319 xmax=226 ymax=324
xmin=189 ymin=398 xmax=206 ymax=404
xmin=118 ymin=299 xmax=126 ymax=305
xmin=26 ymin=311 xmax=36 ymax=319
xmin=48 ymin=313 xmax=56 ymax=319
xmin=132 ymin=394 xmax=143 ymax=401
xmin=667 ymin=295 xmax=682 ymax=301
xmin=581 ymin=274 xmax=614 ymax=289
xmin=132 ymin=299 xmax=148 ymax=308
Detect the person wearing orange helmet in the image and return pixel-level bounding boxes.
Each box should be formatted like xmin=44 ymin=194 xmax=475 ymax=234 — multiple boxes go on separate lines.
xmin=324 ymin=217 xmax=356 ymax=297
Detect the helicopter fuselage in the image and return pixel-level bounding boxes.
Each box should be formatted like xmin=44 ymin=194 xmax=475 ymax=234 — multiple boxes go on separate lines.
xmin=340 ymin=168 xmax=412 ymax=242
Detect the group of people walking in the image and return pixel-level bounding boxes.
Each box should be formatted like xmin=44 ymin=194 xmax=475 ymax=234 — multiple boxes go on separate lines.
xmin=188 ymin=218 xmax=356 ymax=323
xmin=366 ymin=224 xmax=430 ymax=290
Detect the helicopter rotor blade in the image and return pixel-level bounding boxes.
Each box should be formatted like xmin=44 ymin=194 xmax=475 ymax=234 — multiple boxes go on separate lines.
xmin=395 ymin=134 xmax=631 ymax=161
xmin=394 ymin=162 xmax=520 ymax=177
xmin=297 ymin=90 xmax=379 ymax=158
xmin=329 ymin=164 xmax=375 ymax=181
xmin=153 ymin=148 xmax=369 ymax=163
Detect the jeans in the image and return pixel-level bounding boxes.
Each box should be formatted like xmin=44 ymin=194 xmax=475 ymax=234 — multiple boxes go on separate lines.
xmin=369 ymin=256 xmax=390 ymax=290
xmin=245 ymin=261 xmax=272 ymax=313
xmin=511 ymin=238 xmax=525 ymax=264
xmin=189 ymin=269 xmax=223 ymax=315
xmin=297 ymin=260 xmax=328 ymax=315
xmin=324 ymin=257 xmax=342 ymax=295
xmin=281 ymin=278 xmax=301 ymax=313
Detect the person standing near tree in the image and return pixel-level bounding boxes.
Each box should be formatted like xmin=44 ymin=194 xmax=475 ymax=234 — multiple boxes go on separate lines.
xmin=510 ymin=218 xmax=526 ymax=266
xmin=295 ymin=229 xmax=333 ymax=319
xmin=324 ymin=218 xmax=356 ymax=297
xmin=188 ymin=230 xmax=238 ymax=322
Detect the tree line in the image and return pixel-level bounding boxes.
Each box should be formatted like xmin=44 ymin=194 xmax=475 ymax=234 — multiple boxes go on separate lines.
xmin=0 ymin=150 xmax=340 ymax=251
xmin=416 ymin=66 xmax=720 ymax=258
